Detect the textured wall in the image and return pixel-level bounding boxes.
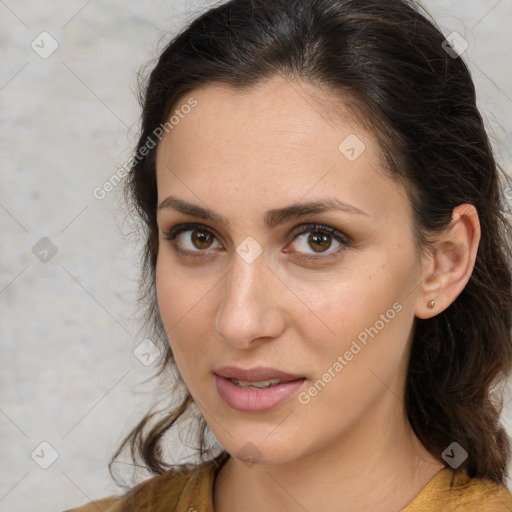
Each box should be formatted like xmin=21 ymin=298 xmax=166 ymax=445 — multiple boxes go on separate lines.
xmin=1 ymin=1 xmax=511 ymax=511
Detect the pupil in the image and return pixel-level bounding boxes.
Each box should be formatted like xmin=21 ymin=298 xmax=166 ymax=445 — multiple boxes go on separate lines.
xmin=309 ymin=233 xmax=330 ymax=252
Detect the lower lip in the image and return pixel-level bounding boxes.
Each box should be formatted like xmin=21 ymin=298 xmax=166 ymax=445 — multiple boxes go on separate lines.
xmin=214 ymin=375 xmax=306 ymax=413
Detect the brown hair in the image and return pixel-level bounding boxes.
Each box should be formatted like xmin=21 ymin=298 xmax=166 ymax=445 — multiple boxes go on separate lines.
xmin=110 ymin=0 xmax=512 ymax=488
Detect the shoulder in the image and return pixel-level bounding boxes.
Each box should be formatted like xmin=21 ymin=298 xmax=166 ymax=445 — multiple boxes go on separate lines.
xmin=63 ymin=496 xmax=121 ymax=512
xmin=62 ymin=469 xmax=194 ymax=512
xmin=448 ymin=470 xmax=512 ymax=511
xmin=403 ymin=467 xmax=512 ymax=511
xmin=63 ymin=452 xmax=229 ymax=512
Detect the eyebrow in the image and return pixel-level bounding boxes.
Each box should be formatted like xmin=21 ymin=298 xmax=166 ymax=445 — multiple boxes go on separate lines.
xmin=157 ymin=195 xmax=369 ymax=230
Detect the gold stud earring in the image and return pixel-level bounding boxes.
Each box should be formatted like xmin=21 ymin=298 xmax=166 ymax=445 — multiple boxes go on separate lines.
xmin=427 ymin=299 xmax=436 ymax=309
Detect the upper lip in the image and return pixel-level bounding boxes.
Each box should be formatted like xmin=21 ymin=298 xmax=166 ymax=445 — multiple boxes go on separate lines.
xmin=214 ymin=366 xmax=305 ymax=382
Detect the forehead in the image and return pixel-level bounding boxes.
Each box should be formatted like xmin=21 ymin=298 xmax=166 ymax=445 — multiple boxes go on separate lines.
xmin=157 ymin=76 xmax=384 ymax=171
xmin=155 ymin=76 xmax=410 ymax=226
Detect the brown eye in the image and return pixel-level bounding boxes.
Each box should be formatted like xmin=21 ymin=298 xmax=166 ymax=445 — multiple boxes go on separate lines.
xmin=190 ymin=230 xmax=214 ymax=250
xmin=293 ymin=230 xmax=343 ymax=254
xmin=290 ymin=227 xmax=345 ymax=256
xmin=164 ymin=223 xmax=222 ymax=256
xmin=177 ymin=228 xmax=221 ymax=252
xmin=307 ymin=232 xmax=332 ymax=252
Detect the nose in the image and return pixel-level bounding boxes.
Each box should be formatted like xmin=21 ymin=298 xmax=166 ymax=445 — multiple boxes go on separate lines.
xmin=214 ymin=251 xmax=286 ymax=349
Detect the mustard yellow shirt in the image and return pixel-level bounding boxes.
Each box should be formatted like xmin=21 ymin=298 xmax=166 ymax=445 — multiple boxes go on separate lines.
xmin=64 ymin=452 xmax=512 ymax=511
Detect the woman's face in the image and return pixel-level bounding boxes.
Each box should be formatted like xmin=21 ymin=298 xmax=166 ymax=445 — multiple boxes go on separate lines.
xmin=155 ymin=76 xmax=429 ymax=464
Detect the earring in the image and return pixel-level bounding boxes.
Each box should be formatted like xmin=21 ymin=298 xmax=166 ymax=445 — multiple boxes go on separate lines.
xmin=427 ymin=299 xmax=436 ymax=309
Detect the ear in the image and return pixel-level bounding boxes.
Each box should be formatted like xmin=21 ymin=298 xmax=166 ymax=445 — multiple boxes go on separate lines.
xmin=415 ymin=204 xmax=481 ymax=319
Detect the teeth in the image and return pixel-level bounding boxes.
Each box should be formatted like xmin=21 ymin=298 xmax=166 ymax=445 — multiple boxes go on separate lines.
xmin=231 ymin=378 xmax=282 ymax=389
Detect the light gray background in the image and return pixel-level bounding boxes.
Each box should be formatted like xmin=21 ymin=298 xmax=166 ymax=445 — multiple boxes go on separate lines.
xmin=1 ymin=1 xmax=511 ymax=511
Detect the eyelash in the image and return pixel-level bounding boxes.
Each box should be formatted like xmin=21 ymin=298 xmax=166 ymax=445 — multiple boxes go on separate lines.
xmin=162 ymin=222 xmax=350 ymax=262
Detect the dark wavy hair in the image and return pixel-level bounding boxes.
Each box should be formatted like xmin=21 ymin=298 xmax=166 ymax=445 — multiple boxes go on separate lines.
xmin=110 ymin=0 xmax=512 ymax=487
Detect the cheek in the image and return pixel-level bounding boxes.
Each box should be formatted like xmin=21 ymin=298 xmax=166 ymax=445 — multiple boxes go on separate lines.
xmin=155 ymin=260 xmax=204 ymax=367
xmin=155 ymin=253 xmax=211 ymax=327
xmin=298 ymin=289 xmax=412 ymax=429
xmin=291 ymin=270 xmax=398 ymax=338
xmin=297 ymin=258 xmax=416 ymax=372
xmin=155 ymin=259 xmax=177 ymax=327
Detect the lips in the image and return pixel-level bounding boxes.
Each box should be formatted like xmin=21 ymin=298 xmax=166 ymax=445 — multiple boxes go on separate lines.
xmin=213 ymin=365 xmax=304 ymax=382
xmin=213 ymin=365 xmax=307 ymax=412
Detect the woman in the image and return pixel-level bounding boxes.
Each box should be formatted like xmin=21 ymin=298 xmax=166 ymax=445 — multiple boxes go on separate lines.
xmin=66 ymin=0 xmax=512 ymax=510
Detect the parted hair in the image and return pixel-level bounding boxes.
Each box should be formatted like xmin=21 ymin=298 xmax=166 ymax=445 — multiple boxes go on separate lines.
xmin=110 ymin=0 xmax=512 ymax=489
